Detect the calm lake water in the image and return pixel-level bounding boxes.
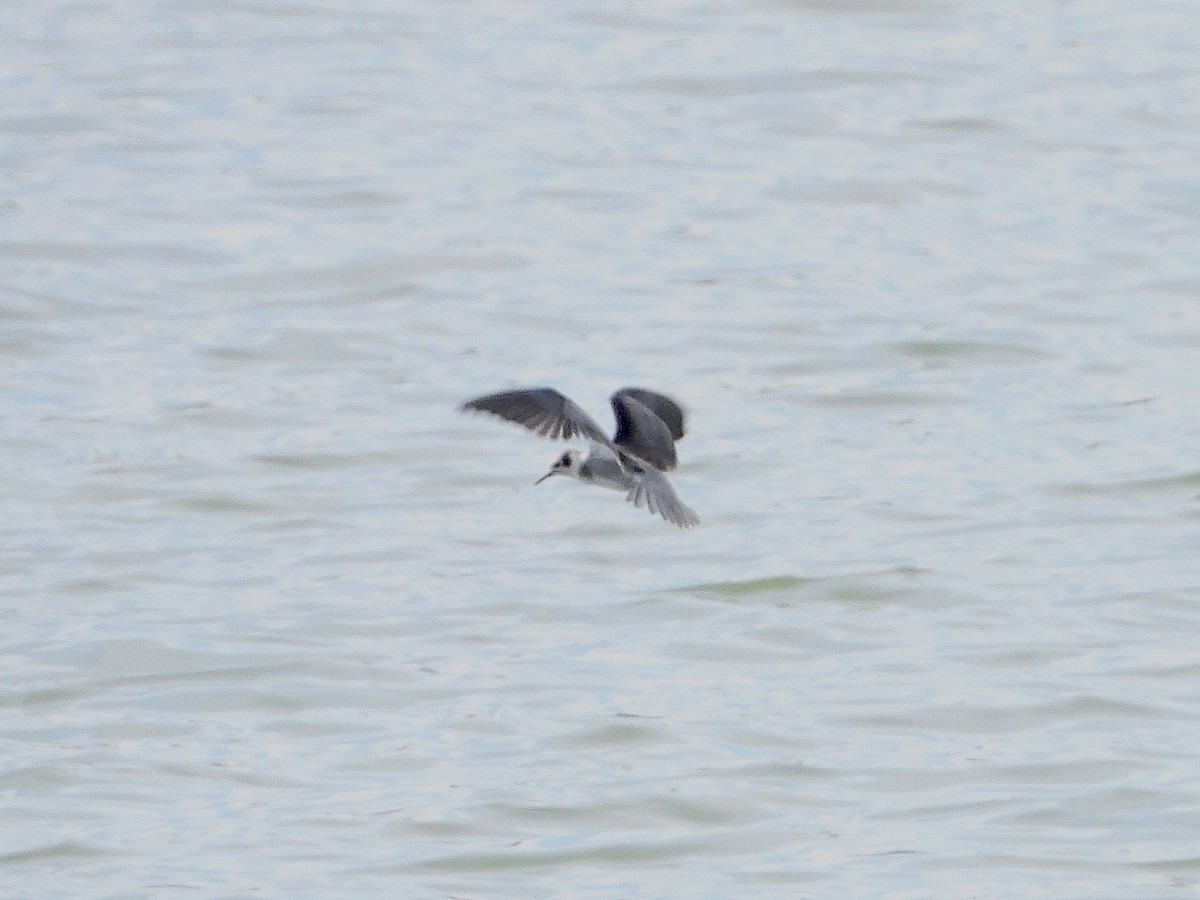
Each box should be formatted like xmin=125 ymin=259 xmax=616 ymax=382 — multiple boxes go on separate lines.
xmin=4 ymin=1 xmax=1199 ymax=896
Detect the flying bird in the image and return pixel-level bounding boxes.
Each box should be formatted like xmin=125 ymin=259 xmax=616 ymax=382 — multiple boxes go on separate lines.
xmin=460 ymin=387 xmax=699 ymax=528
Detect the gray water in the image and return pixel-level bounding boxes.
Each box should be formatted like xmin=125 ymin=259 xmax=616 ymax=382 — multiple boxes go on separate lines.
xmin=4 ymin=1 xmax=1200 ymax=897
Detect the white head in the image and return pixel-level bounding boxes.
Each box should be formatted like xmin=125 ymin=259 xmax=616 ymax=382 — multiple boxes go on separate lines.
xmin=536 ymin=450 xmax=584 ymax=484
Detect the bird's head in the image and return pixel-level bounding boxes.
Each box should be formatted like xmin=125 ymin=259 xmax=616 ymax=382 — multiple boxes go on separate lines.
xmin=536 ymin=450 xmax=583 ymax=484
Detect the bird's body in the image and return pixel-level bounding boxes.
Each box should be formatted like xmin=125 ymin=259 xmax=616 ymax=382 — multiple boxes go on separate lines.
xmin=539 ymin=445 xmax=638 ymax=492
xmin=460 ymin=387 xmax=699 ymax=528
xmin=575 ymin=447 xmax=637 ymax=492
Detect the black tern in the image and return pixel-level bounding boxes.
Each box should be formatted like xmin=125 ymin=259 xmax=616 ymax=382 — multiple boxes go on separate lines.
xmin=460 ymin=387 xmax=699 ymax=528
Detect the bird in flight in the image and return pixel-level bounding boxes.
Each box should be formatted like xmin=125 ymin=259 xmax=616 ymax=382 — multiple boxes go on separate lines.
xmin=460 ymin=386 xmax=699 ymax=528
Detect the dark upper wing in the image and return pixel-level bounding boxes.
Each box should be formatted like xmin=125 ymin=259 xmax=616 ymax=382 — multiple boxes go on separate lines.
xmin=612 ymin=388 xmax=686 ymax=441
xmin=610 ymin=393 xmax=678 ymax=472
xmin=461 ymin=388 xmax=614 ymax=448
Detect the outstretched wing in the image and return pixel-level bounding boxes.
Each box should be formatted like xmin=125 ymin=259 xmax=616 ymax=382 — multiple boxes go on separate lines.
xmin=624 ymin=463 xmax=700 ymax=528
xmin=610 ymin=393 xmax=679 ymax=472
xmin=613 ymin=388 xmax=687 ymax=441
xmin=461 ymin=388 xmax=616 ymax=449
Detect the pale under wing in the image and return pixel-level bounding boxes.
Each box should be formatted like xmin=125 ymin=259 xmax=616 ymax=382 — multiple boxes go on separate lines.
xmin=624 ymin=464 xmax=700 ymax=528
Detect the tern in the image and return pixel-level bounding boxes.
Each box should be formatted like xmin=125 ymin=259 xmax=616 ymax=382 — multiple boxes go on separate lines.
xmin=460 ymin=387 xmax=699 ymax=528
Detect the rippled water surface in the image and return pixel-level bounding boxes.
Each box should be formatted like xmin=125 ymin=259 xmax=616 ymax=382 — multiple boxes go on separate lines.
xmin=4 ymin=1 xmax=1200 ymax=896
